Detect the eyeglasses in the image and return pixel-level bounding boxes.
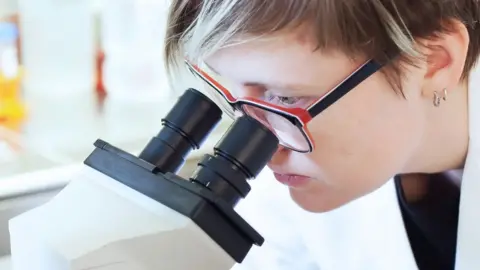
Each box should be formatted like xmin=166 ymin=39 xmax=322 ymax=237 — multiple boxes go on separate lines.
xmin=185 ymin=58 xmax=385 ymax=153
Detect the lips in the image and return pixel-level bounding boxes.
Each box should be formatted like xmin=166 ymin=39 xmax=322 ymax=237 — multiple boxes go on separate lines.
xmin=273 ymin=172 xmax=312 ymax=188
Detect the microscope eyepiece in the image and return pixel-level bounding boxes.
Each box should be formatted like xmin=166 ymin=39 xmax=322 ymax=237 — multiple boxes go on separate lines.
xmin=190 ymin=116 xmax=279 ymax=206
xmin=138 ymin=88 xmax=278 ymax=206
xmin=139 ymin=88 xmax=223 ymax=173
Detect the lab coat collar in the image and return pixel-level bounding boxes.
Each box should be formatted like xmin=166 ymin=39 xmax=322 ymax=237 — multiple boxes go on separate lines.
xmin=455 ymin=64 xmax=480 ymax=269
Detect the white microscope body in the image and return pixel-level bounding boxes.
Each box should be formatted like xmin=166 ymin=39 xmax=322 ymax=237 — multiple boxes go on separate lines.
xmin=9 ymin=165 xmax=235 ymax=270
xmin=8 ymin=89 xmax=278 ymax=270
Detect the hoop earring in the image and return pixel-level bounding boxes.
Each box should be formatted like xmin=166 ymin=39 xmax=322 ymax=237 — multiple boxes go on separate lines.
xmin=433 ymin=88 xmax=447 ymax=107
xmin=433 ymin=91 xmax=441 ymax=107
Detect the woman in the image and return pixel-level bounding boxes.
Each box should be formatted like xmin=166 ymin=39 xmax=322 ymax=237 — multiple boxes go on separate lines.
xmin=164 ymin=1 xmax=480 ymax=269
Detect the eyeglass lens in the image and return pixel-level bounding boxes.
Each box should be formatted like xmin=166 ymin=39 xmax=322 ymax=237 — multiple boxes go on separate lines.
xmin=192 ymin=65 xmax=311 ymax=152
xmin=241 ymin=104 xmax=310 ymax=152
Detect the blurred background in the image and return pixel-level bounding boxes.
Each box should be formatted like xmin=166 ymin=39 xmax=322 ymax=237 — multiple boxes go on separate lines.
xmin=0 ymin=0 xmax=231 ymax=181
xmin=0 ymin=2 xmax=235 ymax=265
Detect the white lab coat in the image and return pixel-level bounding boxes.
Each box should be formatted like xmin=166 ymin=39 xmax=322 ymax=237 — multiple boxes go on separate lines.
xmin=234 ymin=65 xmax=480 ymax=270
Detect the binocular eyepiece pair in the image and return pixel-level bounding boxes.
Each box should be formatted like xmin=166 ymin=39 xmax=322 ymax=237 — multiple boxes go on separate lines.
xmin=138 ymin=88 xmax=279 ymax=207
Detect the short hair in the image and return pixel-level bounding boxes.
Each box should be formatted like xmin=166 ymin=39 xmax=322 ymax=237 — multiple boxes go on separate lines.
xmin=164 ymin=0 xmax=480 ymax=92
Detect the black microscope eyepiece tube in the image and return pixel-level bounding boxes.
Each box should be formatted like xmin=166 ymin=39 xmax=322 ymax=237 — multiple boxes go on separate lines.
xmin=190 ymin=115 xmax=279 ymax=206
xmin=139 ymin=88 xmax=223 ymax=174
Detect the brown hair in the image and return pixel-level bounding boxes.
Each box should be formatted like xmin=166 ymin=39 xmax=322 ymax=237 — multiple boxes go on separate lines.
xmin=164 ymin=0 xmax=480 ymax=91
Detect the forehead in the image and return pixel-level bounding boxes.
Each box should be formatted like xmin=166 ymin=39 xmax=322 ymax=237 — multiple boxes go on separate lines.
xmin=204 ymin=31 xmax=362 ymax=93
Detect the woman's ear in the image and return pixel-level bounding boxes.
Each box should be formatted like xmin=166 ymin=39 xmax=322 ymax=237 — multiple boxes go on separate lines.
xmin=420 ymin=19 xmax=470 ymax=99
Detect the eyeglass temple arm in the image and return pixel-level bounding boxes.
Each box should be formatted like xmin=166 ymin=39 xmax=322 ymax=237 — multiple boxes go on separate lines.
xmin=307 ymin=60 xmax=384 ymax=116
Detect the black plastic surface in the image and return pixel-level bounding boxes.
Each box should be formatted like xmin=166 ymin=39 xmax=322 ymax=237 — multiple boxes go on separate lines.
xmin=85 ymin=139 xmax=264 ymax=263
xmin=191 ymin=154 xmax=251 ymax=206
xmin=163 ymin=88 xmax=222 ymax=148
xmin=215 ymin=116 xmax=279 ymax=178
xmin=138 ymin=88 xmax=222 ymax=173
xmin=138 ymin=134 xmax=188 ymax=174
xmin=189 ymin=116 xmax=279 ymax=206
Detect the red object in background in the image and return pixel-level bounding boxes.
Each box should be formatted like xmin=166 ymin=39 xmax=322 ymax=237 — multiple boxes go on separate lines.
xmin=94 ymin=50 xmax=107 ymax=111
xmin=96 ymin=50 xmax=105 ymax=95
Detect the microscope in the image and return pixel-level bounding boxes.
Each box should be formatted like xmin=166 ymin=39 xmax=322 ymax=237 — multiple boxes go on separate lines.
xmin=8 ymin=88 xmax=279 ymax=270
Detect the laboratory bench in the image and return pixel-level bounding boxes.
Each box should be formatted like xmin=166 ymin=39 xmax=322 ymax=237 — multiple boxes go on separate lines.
xmin=0 ymin=89 xmax=231 ymax=269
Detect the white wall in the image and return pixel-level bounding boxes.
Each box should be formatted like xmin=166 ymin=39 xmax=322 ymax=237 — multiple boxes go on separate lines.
xmin=0 ymin=0 xmax=105 ymax=19
xmin=0 ymin=0 xmax=17 ymax=18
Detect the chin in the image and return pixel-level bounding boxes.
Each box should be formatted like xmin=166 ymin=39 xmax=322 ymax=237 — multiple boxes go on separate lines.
xmin=289 ymin=188 xmax=352 ymax=213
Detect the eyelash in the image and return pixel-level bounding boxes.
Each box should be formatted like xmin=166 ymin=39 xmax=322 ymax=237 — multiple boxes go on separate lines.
xmin=265 ymin=93 xmax=302 ymax=106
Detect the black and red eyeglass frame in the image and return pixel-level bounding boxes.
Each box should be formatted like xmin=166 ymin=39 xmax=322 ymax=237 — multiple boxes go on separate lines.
xmin=185 ymin=58 xmax=385 ymax=153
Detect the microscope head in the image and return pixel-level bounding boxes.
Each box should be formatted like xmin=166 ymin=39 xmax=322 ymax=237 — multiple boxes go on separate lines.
xmin=9 ymin=88 xmax=279 ymax=270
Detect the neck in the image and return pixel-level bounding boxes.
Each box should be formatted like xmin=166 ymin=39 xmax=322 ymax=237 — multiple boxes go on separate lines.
xmin=406 ymin=81 xmax=470 ymax=174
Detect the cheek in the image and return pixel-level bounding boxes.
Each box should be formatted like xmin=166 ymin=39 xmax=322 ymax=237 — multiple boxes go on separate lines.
xmin=303 ymin=75 xmax=425 ymax=189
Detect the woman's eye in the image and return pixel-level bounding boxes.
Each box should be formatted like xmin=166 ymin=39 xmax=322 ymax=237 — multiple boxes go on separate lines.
xmin=267 ymin=94 xmax=301 ymax=106
xmin=277 ymin=96 xmax=299 ymax=104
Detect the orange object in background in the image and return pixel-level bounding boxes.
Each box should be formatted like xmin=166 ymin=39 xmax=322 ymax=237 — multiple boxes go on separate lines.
xmin=0 ymin=22 xmax=25 ymax=131
xmin=0 ymin=70 xmax=25 ymax=131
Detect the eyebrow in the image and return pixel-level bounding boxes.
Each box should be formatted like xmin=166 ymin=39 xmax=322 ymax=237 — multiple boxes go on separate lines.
xmin=203 ymin=62 xmax=316 ymax=94
xmin=244 ymin=82 xmax=312 ymax=94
